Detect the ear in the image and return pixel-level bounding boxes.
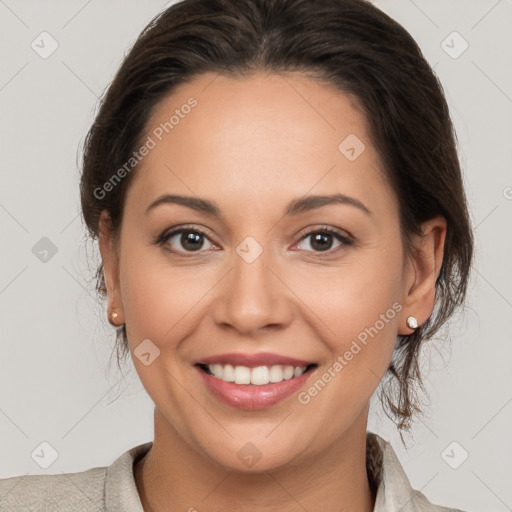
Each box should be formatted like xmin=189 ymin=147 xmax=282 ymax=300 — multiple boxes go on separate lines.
xmin=98 ymin=210 xmax=125 ymax=324
xmin=398 ymin=215 xmax=447 ymax=335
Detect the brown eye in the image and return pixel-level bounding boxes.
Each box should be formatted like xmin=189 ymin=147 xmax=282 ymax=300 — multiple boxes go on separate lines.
xmin=296 ymin=228 xmax=353 ymax=254
xmin=160 ymin=227 xmax=216 ymax=254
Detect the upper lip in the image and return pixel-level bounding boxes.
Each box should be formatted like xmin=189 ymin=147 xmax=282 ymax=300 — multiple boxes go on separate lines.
xmin=196 ymin=352 xmax=316 ymax=368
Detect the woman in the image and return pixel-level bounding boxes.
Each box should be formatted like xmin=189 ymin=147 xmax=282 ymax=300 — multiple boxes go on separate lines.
xmin=0 ymin=0 xmax=473 ymax=510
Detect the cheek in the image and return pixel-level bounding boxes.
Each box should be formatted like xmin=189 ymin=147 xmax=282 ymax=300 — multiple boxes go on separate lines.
xmin=118 ymin=236 xmax=196 ymax=340
xmin=289 ymin=246 xmax=403 ymax=384
xmin=121 ymin=266 xmax=205 ymax=339
xmin=292 ymin=246 xmax=403 ymax=335
xmin=290 ymin=261 xmax=402 ymax=432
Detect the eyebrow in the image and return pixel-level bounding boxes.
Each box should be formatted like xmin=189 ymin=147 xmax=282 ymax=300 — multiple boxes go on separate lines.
xmin=145 ymin=193 xmax=372 ymax=217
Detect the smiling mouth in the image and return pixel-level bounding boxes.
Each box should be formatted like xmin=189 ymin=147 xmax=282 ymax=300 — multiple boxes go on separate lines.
xmin=196 ymin=363 xmax=318 ymax=386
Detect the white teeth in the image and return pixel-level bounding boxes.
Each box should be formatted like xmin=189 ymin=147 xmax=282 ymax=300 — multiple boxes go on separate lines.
xmin=234 ymin=366 xmax=251 ymax=384
xmin=283 ymin=366 xmax=294 ymax=380
xmin=269 ymin=365 xmax=284 ymax=383
xmin=293 ymin=366 xmax=306 ymax=378
xmin=211 ymin=364 xmax=223 ymax=379
xmin=250 ymin=366 xmax=269 ymax=385
xmin=205 ymin=364 xmax=310 ymax=385
xmin=222 ymin=364 xmax=235 ymax=382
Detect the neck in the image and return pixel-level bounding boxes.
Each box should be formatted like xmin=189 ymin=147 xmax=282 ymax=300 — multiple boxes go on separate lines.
xmin=134 ymin=406 xmax=375 ymax=512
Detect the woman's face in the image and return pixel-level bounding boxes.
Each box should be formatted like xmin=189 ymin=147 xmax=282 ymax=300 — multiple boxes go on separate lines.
xmin=100 ymin=71 xmax=441 ymax=471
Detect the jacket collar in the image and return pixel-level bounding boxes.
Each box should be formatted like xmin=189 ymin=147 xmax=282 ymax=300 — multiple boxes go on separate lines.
xmin=105 ymin=432 xmax=447 ymax=511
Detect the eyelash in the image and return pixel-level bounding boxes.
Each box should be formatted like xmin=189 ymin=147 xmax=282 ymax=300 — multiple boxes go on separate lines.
xmin=154 ymin=224 xmax=354 ymax=257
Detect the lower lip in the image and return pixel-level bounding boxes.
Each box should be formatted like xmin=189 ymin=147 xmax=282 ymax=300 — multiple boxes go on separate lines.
xmin=196 ymin=366 xmax=315 ymax=410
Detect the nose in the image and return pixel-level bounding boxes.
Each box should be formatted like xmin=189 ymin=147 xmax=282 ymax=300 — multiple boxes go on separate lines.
xmin=210 ymin=242 xmax=293 ymax=336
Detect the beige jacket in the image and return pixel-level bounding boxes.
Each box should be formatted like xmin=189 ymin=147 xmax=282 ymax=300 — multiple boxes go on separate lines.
xmin=0 ymin=432 xmax=465 ymax=511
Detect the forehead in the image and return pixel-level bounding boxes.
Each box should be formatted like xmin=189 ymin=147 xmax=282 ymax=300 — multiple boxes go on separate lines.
xmin=126 ymin=71 xmax=396 ymax=220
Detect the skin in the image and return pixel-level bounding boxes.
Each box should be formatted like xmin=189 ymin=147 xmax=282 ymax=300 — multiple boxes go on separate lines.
xmin=99 ymin=71 xmax=446 ymax=512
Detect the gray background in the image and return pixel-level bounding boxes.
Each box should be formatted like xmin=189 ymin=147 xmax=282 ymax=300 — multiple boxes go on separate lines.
xmin=0 ymin=1 xmax=511 ymax=510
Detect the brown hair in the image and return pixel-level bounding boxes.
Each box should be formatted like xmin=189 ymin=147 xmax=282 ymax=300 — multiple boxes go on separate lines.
xmin=80 ymin=0 xmax=473 ymax=433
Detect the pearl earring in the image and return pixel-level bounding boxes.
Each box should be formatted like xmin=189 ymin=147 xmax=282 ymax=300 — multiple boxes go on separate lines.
xmin=406 ymin=316 xmax=418 ymax=329
xmin=108 ymin=311 xmax=120 ymax=326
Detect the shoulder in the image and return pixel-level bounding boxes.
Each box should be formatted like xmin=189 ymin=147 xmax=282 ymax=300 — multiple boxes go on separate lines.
xmin=406 ymin=487 xmax=467 ymax=512
xmin=367 ymin=432 xmax=468 ymax=512
xmin=0 ymin=441 xmax=152 ymax=512
xmin=0 ymin=466 xmax=106 ymax=511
